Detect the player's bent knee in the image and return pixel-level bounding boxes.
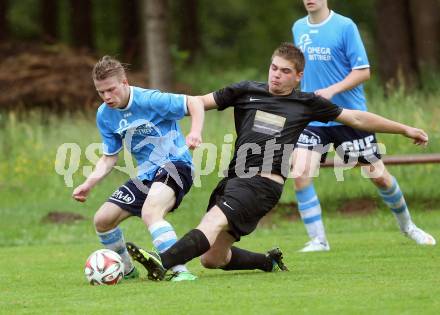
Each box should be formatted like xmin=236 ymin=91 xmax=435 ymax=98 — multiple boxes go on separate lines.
xmin=200 ymin=255 xmax=217 ymax=269
xmin=93 ymin=211 xmax=114 ymax=232
xmin=200 ymin=253 xmax=228 ymax=269
xmin=368 ymin=171 xmax=393 ymax=188
xmin=93 ymin=203 xmax=122 ymax=232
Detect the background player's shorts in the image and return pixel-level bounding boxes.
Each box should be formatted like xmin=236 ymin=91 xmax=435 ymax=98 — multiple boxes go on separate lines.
xmin=206 ymin=176 xmax=283 ymax=241
xmin=107 ymin=161 xmax=193 ymax=217
xmin=295 ymin=125 xmax=381 ymax=164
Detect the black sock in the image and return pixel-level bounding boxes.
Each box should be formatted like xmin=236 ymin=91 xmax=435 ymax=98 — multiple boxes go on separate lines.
xmin=160 ymin=229 xmax=210 ymax=270
xmin=221 ymin=246 xmax=272 ymax=272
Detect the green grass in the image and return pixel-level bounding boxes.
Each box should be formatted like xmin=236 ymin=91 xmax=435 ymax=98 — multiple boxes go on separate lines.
xmin=1 ymin=89 xmax=440 ymax=314
xmin=1 ymin=212 xmax=439 ymax=315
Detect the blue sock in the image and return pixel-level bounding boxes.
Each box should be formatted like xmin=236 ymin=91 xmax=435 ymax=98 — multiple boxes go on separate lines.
xmin=296 ymin=184 xmax=326 ymax=242
xmin=97 ymin=226 xmax=133 ymax=274
xmin=378 ymin=177 xmax=412 ymax=232
xmin=148 ymin=220 xmax=188 ymax=273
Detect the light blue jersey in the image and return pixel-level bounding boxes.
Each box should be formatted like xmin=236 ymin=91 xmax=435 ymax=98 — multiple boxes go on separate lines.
xmin=96 ymin=86 xmax=192 ymax=181
xmin=293 ymin=11 xmax=369 ymax=126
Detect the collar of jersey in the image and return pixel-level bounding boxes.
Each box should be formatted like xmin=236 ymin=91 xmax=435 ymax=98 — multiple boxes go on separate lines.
xmin=115 ymin=86 xmax=134 ymax=111
xmin=307 ymin=10 xmax=334 ymax=27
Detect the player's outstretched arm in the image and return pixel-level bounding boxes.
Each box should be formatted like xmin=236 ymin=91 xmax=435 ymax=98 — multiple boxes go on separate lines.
xmin=335 ymin=109 xmax=428 ymax=146
xmin=186 ymin=96 xmax=205 ymax=149
xmin=72 ymin=154 xmax=118 ymax=202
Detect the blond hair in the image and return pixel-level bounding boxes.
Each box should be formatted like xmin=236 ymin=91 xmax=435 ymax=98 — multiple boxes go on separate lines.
xmin=92 ymin=56 xmax=127 ymax=81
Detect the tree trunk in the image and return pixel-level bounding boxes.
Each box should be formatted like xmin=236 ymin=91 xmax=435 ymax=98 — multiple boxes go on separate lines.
xmin=40 ymin=0 xmax=58 ymax=42
xmin=69 ymin=0 xmax=93 ymax=50
xmin=177 ymin=0 xmax=200 ymax=64
xmin=375 ymin=0 xmax=419 ymax=89
xmin=144 ymin=0 xmax=173 ymax=91
xmin=0 ymin=0 xmax=8 ymax=41
xmin=408 ymin=0 xmax=440 ymax=69
xmin=121 ymin=0 xmax=142 ymax=67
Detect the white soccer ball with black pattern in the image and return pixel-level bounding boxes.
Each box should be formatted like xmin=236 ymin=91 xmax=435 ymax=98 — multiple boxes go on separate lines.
xmin=84 ymin=249 xmax=124 ymax=285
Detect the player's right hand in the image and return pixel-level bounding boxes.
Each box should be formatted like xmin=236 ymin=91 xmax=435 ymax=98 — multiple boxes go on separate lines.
xmin=405 ymin=127 xmax=428 ymax=146
xmin=72 ymin=183 xmax=91 ymax=202
xmin=314 ymin=86 xmax=336 ymax=100
xmin=185 ymin=131 xmax=202 ymax=150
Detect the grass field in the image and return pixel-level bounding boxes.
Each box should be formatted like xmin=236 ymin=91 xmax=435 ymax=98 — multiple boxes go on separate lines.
xmin=1 ymin=213 xmax=439 ymax=315
xmin=1 ymin=89 xmax=439 ymax=314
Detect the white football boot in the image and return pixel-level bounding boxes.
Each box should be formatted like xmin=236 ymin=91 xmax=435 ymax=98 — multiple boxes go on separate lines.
xmin=404 ymin=224 xmax=436 ymax=245
xmin=299 ymin=237 xmax=330 ymax=252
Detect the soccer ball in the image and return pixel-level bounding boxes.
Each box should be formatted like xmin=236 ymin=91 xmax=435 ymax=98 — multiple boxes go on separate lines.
xmin=84 ymin=249 xmax=124 ymax=285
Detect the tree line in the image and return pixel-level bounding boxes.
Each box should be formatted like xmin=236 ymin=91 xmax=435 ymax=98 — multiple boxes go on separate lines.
xmin=0 ymin=0 xmax=439 ymax=91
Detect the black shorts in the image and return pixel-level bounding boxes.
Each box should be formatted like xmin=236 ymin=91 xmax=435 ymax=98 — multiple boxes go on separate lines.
xmin=107 ymin=161 xmax=193 ymax=217
xmin=296 ymin=125 xmax=381 ymax=164
xmin=207 ymin=176 xmax=283 ymax=241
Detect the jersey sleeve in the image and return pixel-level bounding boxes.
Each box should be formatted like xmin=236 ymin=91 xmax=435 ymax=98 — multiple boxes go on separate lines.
xmin=140 ymin=90 xmax=187 ymax=120
xmin=96 ymin=111 xmax=123 ymax=155
xmin=343 ymin=21 xmax=369 ymax=70
xmin=213 ymin=81 xmax=249 ymax=111
xmin=308 ymin=95 xmax=343 ymax=123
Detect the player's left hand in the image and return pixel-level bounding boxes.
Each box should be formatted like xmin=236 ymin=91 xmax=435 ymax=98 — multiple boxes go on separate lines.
xmin=186 ymin=132 xmax=202 ymax=150
xmin=405 ymin=127 xmax=428 ymax=146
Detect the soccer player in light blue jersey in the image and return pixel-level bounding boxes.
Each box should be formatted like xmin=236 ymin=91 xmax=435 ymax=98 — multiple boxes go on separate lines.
xmin=291 ymin=0 xmax=435 ymax=251
xmin=72 ymin=56 xmax=204 ymax=281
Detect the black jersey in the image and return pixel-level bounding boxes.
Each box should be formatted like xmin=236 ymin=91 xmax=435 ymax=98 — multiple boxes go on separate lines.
xmin=213 ymin=80 xmax=343 ymax=179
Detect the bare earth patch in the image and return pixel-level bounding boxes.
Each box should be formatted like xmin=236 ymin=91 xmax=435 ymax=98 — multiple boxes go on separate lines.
xmin=337 ymin=197 xmax=377 ymax=216
xmin=259 ymin=197 xmax=378 ymax=227
xmin=259 ymin=202 xmax=300 ymax=228
xmin=41 ymin=211 xmax=86 ymax=224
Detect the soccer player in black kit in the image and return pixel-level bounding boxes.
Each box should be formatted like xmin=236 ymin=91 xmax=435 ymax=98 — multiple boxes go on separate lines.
xmin=126 ymin=43 xmax=429 ymax=281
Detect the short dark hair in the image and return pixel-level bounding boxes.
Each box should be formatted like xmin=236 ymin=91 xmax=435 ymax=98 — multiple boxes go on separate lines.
xmin=92 ymin=56 xmax=127 ymax=81
xmin=272 ymin=42 xmax=305 ymax=72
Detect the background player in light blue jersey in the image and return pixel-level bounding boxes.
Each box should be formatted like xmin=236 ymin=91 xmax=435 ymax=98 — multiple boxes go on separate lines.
xmin=291 ymin=0 xmax=435 ymax=252
xmin=72 ymin=56 xmax=204 ymax=281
